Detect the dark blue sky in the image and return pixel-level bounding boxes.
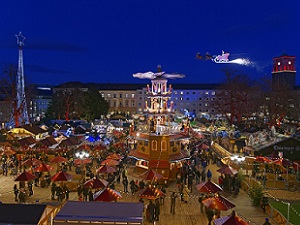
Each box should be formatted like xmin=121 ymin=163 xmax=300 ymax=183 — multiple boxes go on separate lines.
xmin=0 ymin=0 xmax=299 ymax=85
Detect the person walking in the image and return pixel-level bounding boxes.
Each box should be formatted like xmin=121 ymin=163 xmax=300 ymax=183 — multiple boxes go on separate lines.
xmin=56 ymin=185 xmax=63 ymax=202
xmin=130 ymin=179 xmax=137 ymax=195
xmin=28 ymin=181 xmax=33 ymax=196
xmin=187 ymin=171 xmax=194 ymax=192
xmin=261 ymin=196 xmax=269 ymax=213
xmin=181 ymin=185 xmax=191 ymax=203
xmin=122 ymin=177 xmax=129 ymax=193
xmin=198 ymin=193 xmax=206 ymax=213
xmin=51 ymin=183 xmax=56 ymax=200
xmin=83 ymin=186 xmax=89 ymax=201
xmin=154 ymin=199 xmax=160 ymax=221
xmin=263 ymin=218 xmax=271 ymax=225
xmin=88 ymin=189 xmax=93 ymax=201
xmin=18 ymin=189 xmax=26 ymax=203
xmin=79 ymin=193 xmax=84 ymax=201
xmin=207 ymin=169 xmax=212 ymax=181
xmin=13 ymin=184 xmax=19 ymax=202
xmin=63 ymin=184 xmax=70 ymax=200
xmin=77 ymin=185 xmax=83 ymax=199
xmin=201 ymin=170 xmax=206 ymax=182
xmin=206 ymin=207 xmax=214 ymax=225
xmin=147 ymin=200 xmax=155 ymax=223
xmin=170 ymin=192 xmax=177 ymax=214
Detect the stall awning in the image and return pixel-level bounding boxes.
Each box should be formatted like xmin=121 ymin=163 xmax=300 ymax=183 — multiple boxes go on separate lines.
xmin=53 ymin=201 xmax=143 ymax=224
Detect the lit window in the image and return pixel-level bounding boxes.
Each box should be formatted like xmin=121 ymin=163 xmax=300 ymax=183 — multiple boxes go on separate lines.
xmin=125 ymin=94 xmax=129 ymax=98
xmin=205 ymin=92 xmax=209 ymax=95
xmin=180 ymin=91 xmax=183 ymax=95
xmin=288 ymin=61 xmax=291 ymax=65
xmin=152 ymin=140 xmax=157 ymax=151
xmin=212 ymin=92 xmax=215 ymax=95
xmin=107 ymin=93 xmax=111 ymax=98
xmin=101 ymin=93 xmax=104 ymax=98
xmin=161 ymin=140 xmax=167 ymax=151
xmin=131 ymin=94 xmax=135 ymax=98
xmin=278 ymin=62 xmax=281 ymax=65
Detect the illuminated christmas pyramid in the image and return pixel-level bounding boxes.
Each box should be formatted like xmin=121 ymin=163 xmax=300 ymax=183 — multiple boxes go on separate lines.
xmin=129 ymin=66 xmax=190 ymax=183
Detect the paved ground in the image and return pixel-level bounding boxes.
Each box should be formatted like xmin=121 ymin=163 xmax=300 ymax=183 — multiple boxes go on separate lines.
xmin=0 ymin=162 xmax=273 ymax=225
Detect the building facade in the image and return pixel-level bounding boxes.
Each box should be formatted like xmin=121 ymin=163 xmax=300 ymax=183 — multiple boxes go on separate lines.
xmin=272 ymin=53 xmax=296 ymax=89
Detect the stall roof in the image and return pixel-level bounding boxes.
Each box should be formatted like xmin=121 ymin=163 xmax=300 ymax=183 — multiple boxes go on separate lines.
xmin=53 ymin=201 xmax=143 ymax=224
xmin=0 ymin=204 xmax=47 ymax=225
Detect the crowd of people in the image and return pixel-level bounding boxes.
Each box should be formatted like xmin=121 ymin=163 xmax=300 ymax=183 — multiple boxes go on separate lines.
xmin=0 ymin=131 xmax=274 ymax=225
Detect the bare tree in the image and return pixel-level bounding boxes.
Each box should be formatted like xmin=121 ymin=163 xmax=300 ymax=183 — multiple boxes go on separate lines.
xmin=0 ymin=66 xmax=17 ymax=125
xmin=258 ymin=77 xmax=300 ymax=127
xmin=214 ymin=70 xmax=256 ymax=126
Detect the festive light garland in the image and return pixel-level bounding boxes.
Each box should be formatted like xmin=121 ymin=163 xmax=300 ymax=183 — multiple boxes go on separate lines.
xmin=266 ymin=192 xmax=300 ymax=218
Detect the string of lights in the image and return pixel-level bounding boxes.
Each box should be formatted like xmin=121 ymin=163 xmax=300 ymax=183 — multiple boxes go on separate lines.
xmin=266 ymin=192 xmax=300 ymax=218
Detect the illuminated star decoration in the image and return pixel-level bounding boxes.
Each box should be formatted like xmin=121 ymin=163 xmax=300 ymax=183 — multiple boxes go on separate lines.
xmin=15 ymin=31 xmax=26 ymax=46
xmin=133 ymin=66 xmax=185 ymax=80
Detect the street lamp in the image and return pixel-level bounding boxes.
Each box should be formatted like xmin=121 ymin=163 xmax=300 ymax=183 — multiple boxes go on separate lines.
xmin=75 ymin=151 xmax=90 ymax=179
xmin=75 ymin=151 xmax=90 ymax=160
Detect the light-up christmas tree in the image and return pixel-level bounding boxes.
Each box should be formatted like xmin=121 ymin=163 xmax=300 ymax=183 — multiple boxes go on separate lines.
xmin=10 ymin=32 xmax=29 ymax=127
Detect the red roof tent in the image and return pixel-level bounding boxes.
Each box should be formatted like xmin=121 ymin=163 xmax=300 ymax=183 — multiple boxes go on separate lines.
xmin=21 ymin=124 xmax=47 ymax=135
xmin=17 ymin=136 xmax=36 ymax=147
xmin=37 ymin=136 xmax=57 ymax=147
xmin=128 ymin=150 xmax=150 ymax=161
xmin=53 ymin=201 xmax=143 ymax=224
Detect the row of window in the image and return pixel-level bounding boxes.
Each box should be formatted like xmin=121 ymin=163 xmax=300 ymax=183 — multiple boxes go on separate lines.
xmin=101 ymin=93 xmax=135 ymax=99
xmin=173 ymin=97 xmax=217 ymax=101
xmin=109 ymin=100 xmax=135 ymax=107
xmin=137 ymin=108 xmax=220 ymax=113
xmin=137 ymin=102 xmax=215 ymax=107
xmin=173 ymin=91 xmax=216 ymax=95
xmin=101 ymin=91 xmax=217 ymax=99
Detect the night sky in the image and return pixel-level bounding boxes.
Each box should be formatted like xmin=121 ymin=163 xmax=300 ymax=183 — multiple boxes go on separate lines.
xmin=0 ymin=0 xmax=299 ymax=85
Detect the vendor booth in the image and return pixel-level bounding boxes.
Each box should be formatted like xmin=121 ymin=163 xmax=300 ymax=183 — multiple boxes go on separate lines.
xmin=0 ymin=204 xmax=54 ymax=225
xmin=53 ymin=201 xmax=143 ymax=225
